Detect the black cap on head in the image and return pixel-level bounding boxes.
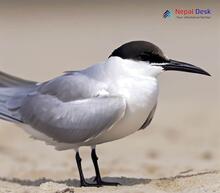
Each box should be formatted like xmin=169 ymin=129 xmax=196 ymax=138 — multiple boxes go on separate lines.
xmin=109 ymin=41 xmax=169 ymax=63
xmin=109 ymin=40 xmax=210 ymax=76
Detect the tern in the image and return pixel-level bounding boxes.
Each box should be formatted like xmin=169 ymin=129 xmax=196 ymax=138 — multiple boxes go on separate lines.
xmin=0 ymin=41 xmax=210 ymax=187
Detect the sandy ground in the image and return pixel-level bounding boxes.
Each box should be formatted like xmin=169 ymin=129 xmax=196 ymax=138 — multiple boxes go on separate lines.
xmin=0 ymin=1 xmax=220 ymax=193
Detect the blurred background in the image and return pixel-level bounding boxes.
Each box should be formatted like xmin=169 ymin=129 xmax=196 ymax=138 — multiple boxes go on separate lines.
xmin=0 ymin=0 xmax=219 ymax=192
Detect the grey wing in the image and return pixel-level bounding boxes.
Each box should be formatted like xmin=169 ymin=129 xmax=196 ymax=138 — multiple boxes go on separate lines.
xmin=38 ymin=72 xmax=107 ymax=102
xmin=19 ymin=94 xmax=126 ymax=143
xmin=1 ymin=71 xmax=112 ymax=125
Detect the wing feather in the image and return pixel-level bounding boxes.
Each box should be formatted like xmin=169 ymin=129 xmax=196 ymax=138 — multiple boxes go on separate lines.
xmin=20 ymin=94 xmax=126 ymax=143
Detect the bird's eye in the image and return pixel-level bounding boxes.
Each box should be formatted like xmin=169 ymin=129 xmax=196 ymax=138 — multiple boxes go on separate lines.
xmin=139 ymin=53 xmax=150 ymax=62
xmin=139 ymin=52 xmax=168 ymax=63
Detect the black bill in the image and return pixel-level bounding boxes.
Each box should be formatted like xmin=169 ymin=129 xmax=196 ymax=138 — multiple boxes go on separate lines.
xmin=160 ymin=59 xmax=211 ymax=76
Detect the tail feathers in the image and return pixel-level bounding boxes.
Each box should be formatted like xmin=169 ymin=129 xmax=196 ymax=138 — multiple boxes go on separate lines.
xmin=0 ymin=112 xmax=23 ymax=123
xmin=0 ymin=71 xmax=36 ymax=123
xmin=0 ymin=90 xmax=24 ymax=123
xmin=0 ymin=71 xmax=36 ymax=87
xmin=0 ymin=87 xmax=35 ymax=124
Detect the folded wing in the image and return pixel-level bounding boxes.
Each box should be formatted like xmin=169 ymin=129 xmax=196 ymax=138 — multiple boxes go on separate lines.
xmin=20 ymin=94 xmax=126 ymax=143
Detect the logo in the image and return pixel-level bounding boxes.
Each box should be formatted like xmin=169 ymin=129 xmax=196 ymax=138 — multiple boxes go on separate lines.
xmin=163 ymin=10 xmax=172 ymax=18
xmin=163 ymin=8 xmax=212 ymax=19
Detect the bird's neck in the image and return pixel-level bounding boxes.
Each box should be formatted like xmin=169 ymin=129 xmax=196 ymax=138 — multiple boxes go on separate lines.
xmin=82 ymin=56 xmax=163 ymax=82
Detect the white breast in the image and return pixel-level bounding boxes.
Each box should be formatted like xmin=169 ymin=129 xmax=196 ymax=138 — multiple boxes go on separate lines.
xmin=82 ymin=76 xmax=159 ymax=146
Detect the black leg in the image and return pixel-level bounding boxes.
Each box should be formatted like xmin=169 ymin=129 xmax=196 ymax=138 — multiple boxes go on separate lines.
xmin=75 ymin=151 xmax=96 ymax=187
xmin=91 ymin=148 xmax=120 ymax=186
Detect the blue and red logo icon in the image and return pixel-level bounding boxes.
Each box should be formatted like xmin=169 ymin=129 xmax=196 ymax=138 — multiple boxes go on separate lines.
xmin=163 ymin=10 xmax=172 ymax=18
